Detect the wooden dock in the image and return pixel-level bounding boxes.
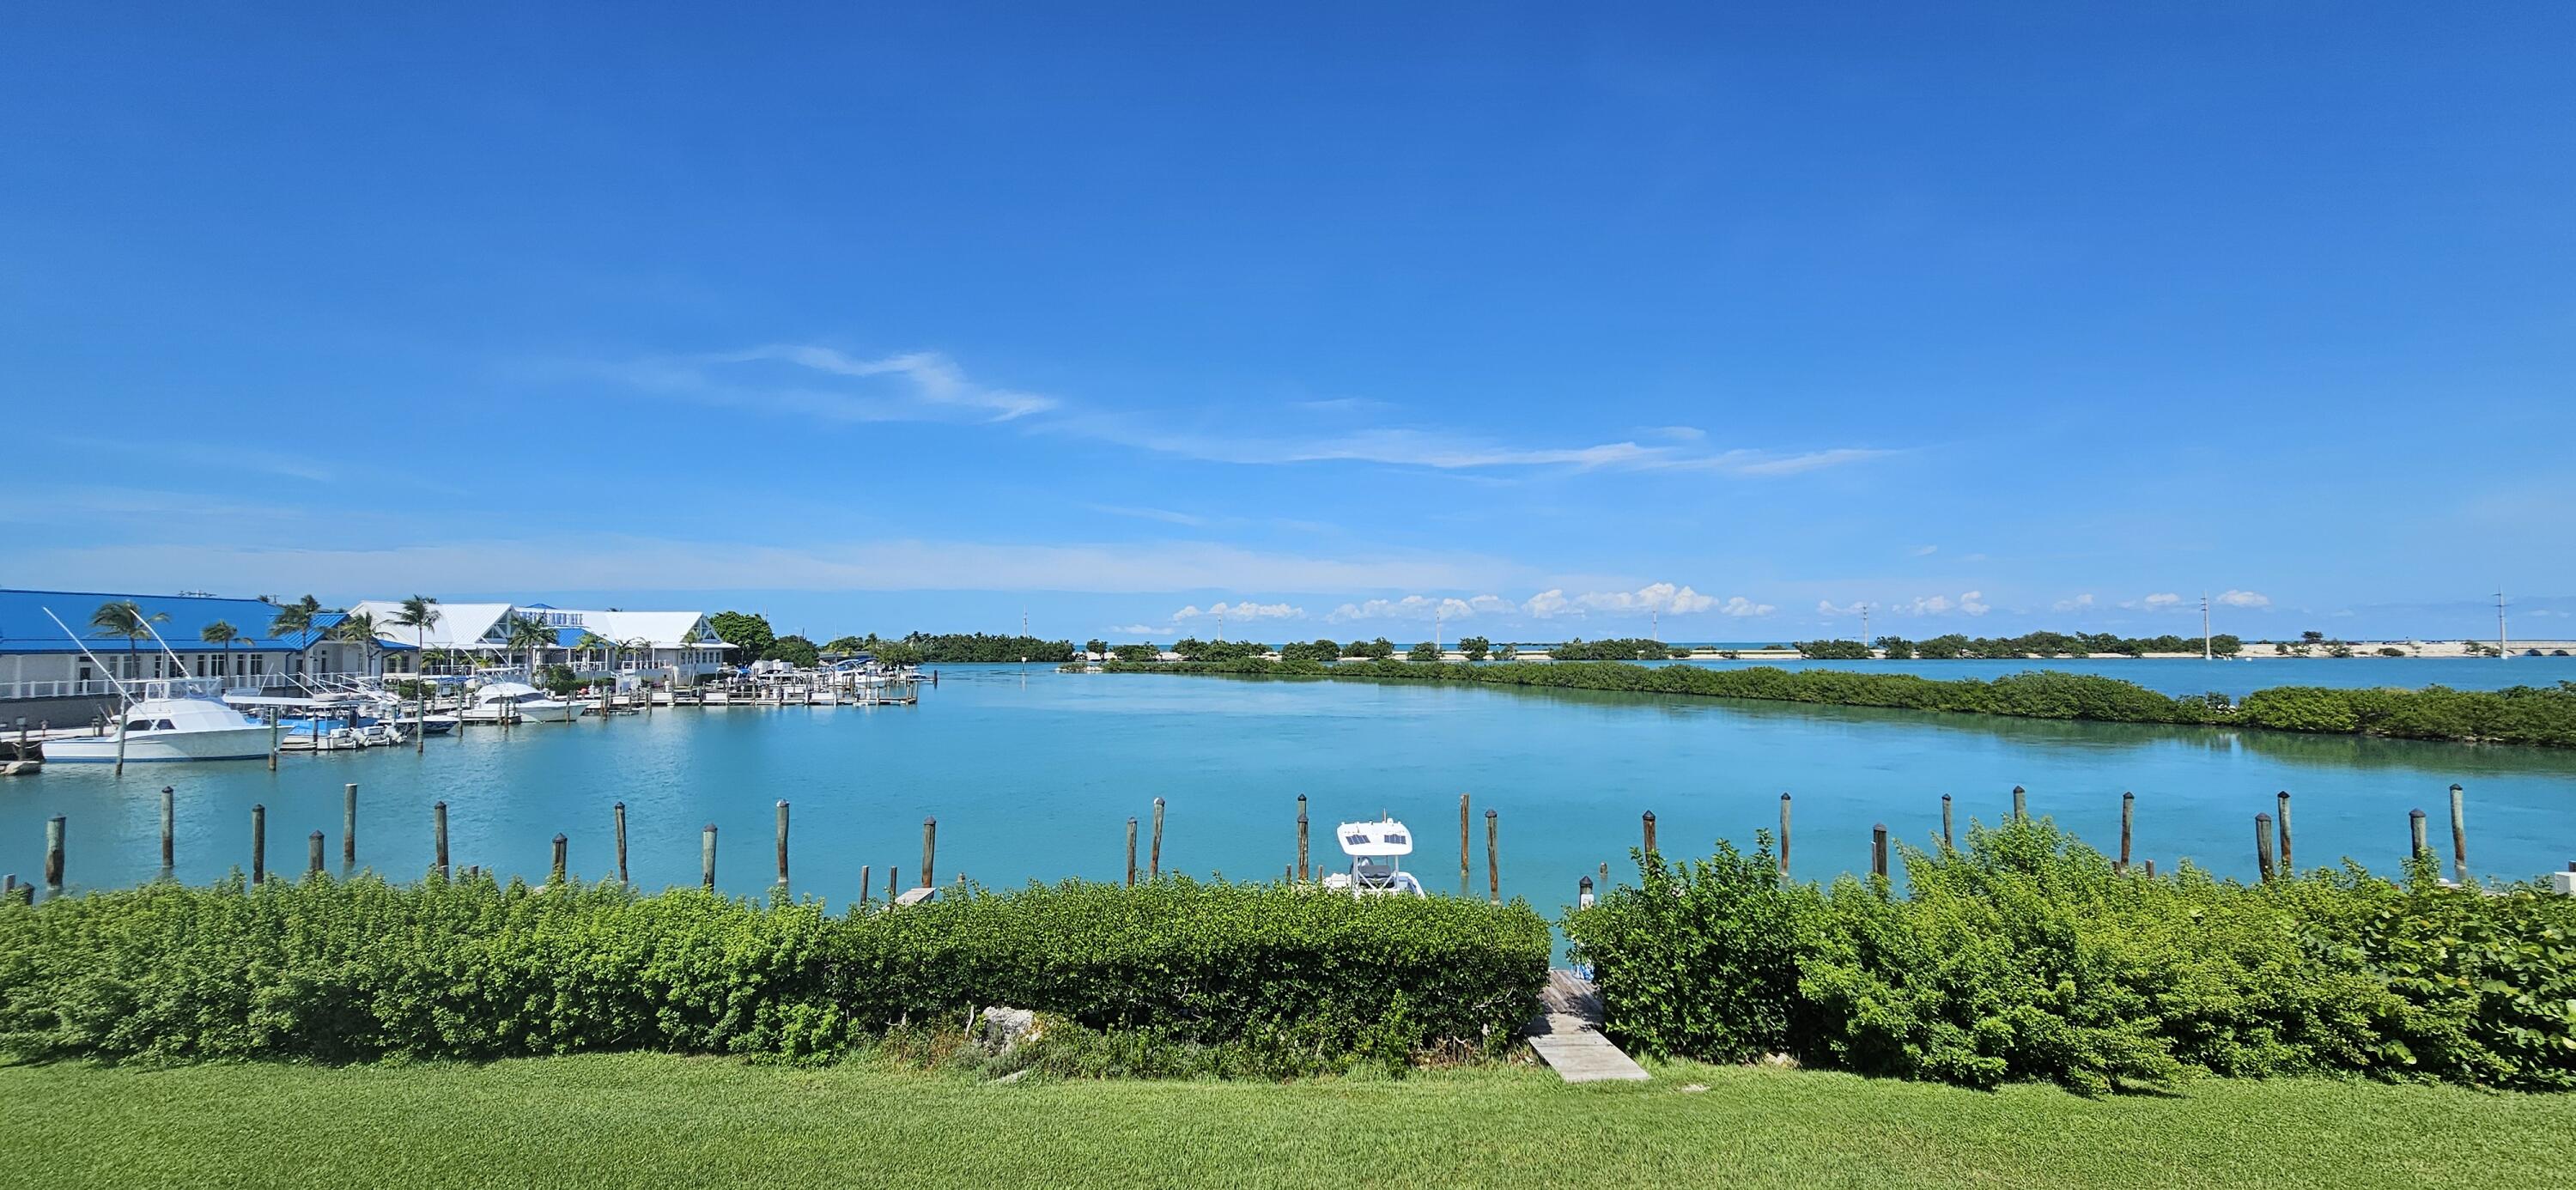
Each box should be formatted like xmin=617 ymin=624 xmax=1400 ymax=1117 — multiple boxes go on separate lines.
xmin=1526 ymin=968 xmax=1648 ymax=1083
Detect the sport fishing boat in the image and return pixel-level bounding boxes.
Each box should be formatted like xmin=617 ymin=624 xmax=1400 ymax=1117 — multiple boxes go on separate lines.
xmin=41 ymin=679 xmax=275 ymax=763
xmin=1319 ymin=816 xmax=1428 ymax=898
xmin=461 ymin=680 xmax=588 ymax=724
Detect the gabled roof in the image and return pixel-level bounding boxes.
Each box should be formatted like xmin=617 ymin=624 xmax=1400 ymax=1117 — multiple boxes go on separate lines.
xmin=345 ymin=601 xmax=518 ymax=648
xmin=342 ymin=600 xmax=732 ymax=652
xmin=0 ymin=588 xmax=346 ymax=654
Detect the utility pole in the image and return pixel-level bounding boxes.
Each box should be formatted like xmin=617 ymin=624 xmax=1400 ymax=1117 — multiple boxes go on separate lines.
xmin=1649 ymin=608 xmax=1657 ymax=642
xmin=2497 ymin=591 xmax=2507 ymax=659
xmin=1217 ymin=607 xmax=1224 ymax=642
xmin=2202 ymin=593 xmax=2211 ymax=660
xmin=1860 ymin=604 xmax=1869 ymax=650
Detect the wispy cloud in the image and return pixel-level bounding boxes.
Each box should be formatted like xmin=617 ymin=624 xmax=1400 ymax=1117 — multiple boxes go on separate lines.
xmin=2217 ymin=589 xmax=2271 ymax=609
xmin=1175 ymin=600 xmax=1304 ymax=622
xmin=1085 ymin=503 xmax=1209 ymax=527
xmin=606 ymin=343 xmax=1892 ymax=480
xmin=21 ymin=537 xmax=1519 ymax=597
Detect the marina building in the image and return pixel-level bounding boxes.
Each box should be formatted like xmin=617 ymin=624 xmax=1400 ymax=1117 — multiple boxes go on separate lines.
xmin=342 ymin=600 xmax=734 ymax=682
xmin=0 ymin=588 xmax=382 ymax=721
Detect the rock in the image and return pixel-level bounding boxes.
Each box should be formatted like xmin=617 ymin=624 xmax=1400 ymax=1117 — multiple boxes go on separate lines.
xmin=975 ymin=1006 xmax=1041 ymax=1054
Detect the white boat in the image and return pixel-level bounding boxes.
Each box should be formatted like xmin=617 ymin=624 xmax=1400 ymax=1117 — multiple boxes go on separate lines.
xmin=42 ymin=680 xmax=275 ymax=763
xmin=461 ymin=681 xmax=588 ymax=724
xmin=1319 ymin=817 xmax=1429 ymax=897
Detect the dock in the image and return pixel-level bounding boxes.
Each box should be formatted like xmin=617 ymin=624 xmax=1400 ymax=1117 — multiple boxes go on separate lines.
xmin=1526 ymin=968 xmax=1648 ymax=1083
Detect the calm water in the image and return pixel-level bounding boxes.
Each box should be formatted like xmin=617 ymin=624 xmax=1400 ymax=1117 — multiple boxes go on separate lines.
xmin=5 ymin=663 xmax=2573 ymax=909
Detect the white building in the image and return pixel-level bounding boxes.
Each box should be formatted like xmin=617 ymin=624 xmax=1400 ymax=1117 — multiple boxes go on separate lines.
xmin=344 ymin=600 xmax=735 ymax=683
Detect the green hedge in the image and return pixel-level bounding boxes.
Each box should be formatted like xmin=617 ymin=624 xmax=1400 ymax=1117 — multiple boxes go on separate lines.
xmin=1081 ymin=658 xmax=2576 ymax=747
xmin=1563 ymin=821 xmax=2576 ymax=1093
xmin=0 ymin=876 xmax=1549 ymax=1071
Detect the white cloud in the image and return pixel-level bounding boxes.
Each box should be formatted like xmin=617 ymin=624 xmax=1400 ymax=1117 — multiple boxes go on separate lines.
xmin=1959 ymin=591 xmax=1990 ymax=616
xmin=21 ymin=537 xmax=1517 ymax=597
xmin=1576 ymin=582 xmax=1718 ymax=615
xmin=1716 ymin=596 xmax=1776 ymax=617
xmin=2052 ymin=593 xmax=2095 ymax=612
xmin=1326 ymin=595 xmax=1486 ymax=623
xmin=1086 ymin=504 xmax=1208 ymax=527
xmin=1911 ymin=544 xmax=1939 ymax=557
xmin=1817 ymin=599 xmax=1863 ymax=617
xmin=2143 ymin=592 xmax=2184 ymax=609
xmin=608 ymin=344 xmax=1891 ymax=479
xmin=1525 ymin=590 xmax=1573 ymax=618
xmin=2216 ymin=589 xmax=2270 ymax=609
xmin=1175 ymin=600 xmax=1304 ymax=622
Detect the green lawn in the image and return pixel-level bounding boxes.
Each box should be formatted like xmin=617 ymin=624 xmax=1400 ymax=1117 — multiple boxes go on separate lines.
xmin=3 ymin=1054 xmax=2566 ymax=1188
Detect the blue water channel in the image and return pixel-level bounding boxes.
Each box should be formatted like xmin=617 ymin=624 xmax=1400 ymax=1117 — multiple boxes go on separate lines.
xmin=5 ymin=661 xmax=2573 ymax=909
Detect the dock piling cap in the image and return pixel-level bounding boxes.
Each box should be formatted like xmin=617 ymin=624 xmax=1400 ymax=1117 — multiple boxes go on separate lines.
xmin=1334 ymin=818 xmax=1414 ymax=857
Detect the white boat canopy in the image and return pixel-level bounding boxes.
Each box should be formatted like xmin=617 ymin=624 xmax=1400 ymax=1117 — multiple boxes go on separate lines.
xmin=1336 ymin=818 xmax=1415 ymax=858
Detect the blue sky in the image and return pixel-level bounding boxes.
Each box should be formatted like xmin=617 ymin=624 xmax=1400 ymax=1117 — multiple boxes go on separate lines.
xmin=5 ymin=3 xmax=2571 ymax=643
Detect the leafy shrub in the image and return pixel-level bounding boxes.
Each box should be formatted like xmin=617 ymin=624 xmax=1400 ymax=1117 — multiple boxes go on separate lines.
xmin=1564 ymin=820 xmax=2576 ymax=1092
xmin=1093 ymin=659 xmax=2576 ymax=747
xmin=0 ymin=876 xmax=1549 ymax=1072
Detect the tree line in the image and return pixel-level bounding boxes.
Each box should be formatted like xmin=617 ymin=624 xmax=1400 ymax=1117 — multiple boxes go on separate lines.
xmin=705 ymin=612 xmax=1076 ymax=666
xmin=1795 ymin=632 xmax=2247 ymax=659
xmin=1083 ymin=655 xmax=2576 ymax=748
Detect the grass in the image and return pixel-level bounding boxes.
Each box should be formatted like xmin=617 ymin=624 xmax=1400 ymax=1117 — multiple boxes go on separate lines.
xmin=4 ymin=1054 xmax=2569 ymax=1188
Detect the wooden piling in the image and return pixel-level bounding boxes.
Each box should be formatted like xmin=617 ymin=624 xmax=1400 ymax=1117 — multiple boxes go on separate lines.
xmin=268 ymin=709 xmax=279 ymax=772
xmin=343 ymin=783 xmax=358 ymax=868
xmin=1295 ymin=794 xmax=1309 ymax=883
xmin=2410 ymin=808 xmax=2429 ymax=862
xmin=775 ymin=800 xmax=790 ymax=885
xmin=2117 ymin=792 xmax=2134 ymax=875
xmin=307 ymin=830 xmax=325 ymax=877
xmin=1641 ymin=811 xmax=1657 ymax=857
xmin=1484 ymin=808 xmax=1499 ymax=903
xmin=251 ymin=804 xmax=265 ymax=884
xmin=2275 ymin=791 xmax=2293 ymax=876
xmin=44 ymin=815 xmax=65 ymax=892
xmin=432 ymin=801 xmax=449 ymax=878
xmin=550 ymin=833 xmax=568 ymax=884
xmin=1777 ymin=793 xmax=1792 ymax=876
xmin=859 ymin=865 xmax=871 ymax=907
xmin=160 ymin=786 xmax=175 ymax=873
xmin=1148 ymin=799 xmax=1163 ymax=880
xmin=2254 ymin=812 xmax=2275 ymax=882
xmin=1124 ymin=817 xmax=1138 ymax=887
xmin=1871 ymin=823 xmax=1888 ymax=879
xmin=887 ymin=862 xmax=898 ymax=904
xmin=1459 ymin=792 xmax=1472 ymax=896
xmin=2012 ymin=785 xmax=2027 ymax=821
xmin=613 ymin=802 xmax=628 ymax=885
xmin=1940 ymin=793 xmax=1953 ymax=849
xmin=920 ymin=817 xmax=938 ymax=889
xmin=701 ymin=823 xmax=718 ymax=889
xmin=2145 ymin=859 xmax=2156 ymax=877
xmin=2449 ymin=784 xmax=2469 ymax=884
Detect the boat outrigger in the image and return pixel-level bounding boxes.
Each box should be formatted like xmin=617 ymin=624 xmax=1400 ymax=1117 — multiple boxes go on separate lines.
xmin=32 ymin=607 xmax=272 ymax=764
xmin=1319 ymin=816 xmax=1428 ymax=897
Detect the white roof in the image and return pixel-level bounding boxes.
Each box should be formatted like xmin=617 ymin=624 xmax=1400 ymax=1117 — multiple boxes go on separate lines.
xmin=347 ymin=601 xmax=732 ymax=652
xmin=1335 ymin=819 xmax=1416 ymax=857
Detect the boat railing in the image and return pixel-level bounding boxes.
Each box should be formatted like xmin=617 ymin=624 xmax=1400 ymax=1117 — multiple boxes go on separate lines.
xmin=0 ymin=671 xmax=309 ymax=701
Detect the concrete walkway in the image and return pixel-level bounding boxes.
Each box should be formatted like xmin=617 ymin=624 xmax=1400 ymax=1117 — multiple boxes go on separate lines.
xmin=1526 ymin=969 xmax=1649 ymax=1083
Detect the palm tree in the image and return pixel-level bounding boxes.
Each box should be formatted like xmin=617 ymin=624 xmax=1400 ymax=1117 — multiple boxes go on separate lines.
xmin=201 ymin=620 xmax=240 ymax=681
xmin=331 ymin=610 xmax=385 ymax=678
xmin=574 ymin=631 xmax=616 ymax=676
xmin=389 ymin=596 xmax=441 ymax=753
xmin=268 ymin=594 xmax=324 ymax=678
xmin=89 ymin=599 xmax=170 ymax=685
xmin=506 ymin=616 xmax=556 ymax=677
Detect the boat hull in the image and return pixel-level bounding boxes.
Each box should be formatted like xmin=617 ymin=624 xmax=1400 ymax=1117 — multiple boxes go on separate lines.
xmin=43 ymin=726 xmax=275 ymax=763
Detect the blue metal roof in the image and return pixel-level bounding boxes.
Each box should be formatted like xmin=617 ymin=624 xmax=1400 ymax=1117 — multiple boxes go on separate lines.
xmin=0 ymin=588 xmax=349 ymax=653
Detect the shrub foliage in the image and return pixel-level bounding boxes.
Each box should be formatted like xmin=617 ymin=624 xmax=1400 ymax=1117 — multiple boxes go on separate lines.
xmin=0 ymin=876 xmax=1549 ymax=1071
xmin=1079 ymin=658 xmax=2576 ymax=748
xmin=1564 ymin=820 xmax=2576 ymax=1093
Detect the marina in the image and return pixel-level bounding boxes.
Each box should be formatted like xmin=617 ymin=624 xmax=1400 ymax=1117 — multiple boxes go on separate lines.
xmin=6 ymin=661 xmax=2572 ymax=908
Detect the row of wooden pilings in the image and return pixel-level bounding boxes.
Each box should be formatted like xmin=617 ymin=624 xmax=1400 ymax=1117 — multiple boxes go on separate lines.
xmin=0 ymin=781 xmax=2512 ymax=906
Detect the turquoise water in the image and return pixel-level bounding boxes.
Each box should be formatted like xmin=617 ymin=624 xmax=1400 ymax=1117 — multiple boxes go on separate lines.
xmin=5 ymin=663 xmax=2573 ymax=910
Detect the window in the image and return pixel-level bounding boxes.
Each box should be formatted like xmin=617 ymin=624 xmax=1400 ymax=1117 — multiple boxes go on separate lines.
xmin=251 ymin=654 xmax=265 ymax=675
